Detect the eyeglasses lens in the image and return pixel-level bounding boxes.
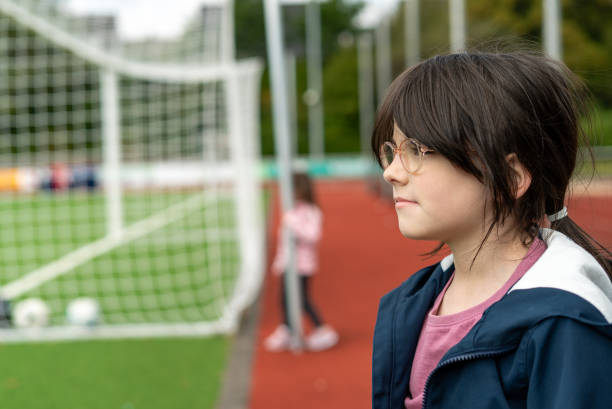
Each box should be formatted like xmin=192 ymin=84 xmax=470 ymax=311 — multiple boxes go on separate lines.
xmin=381 ymin=143 xmax=395 ymax=168
xmin=380 ymin=141 xmax=422 ymax=173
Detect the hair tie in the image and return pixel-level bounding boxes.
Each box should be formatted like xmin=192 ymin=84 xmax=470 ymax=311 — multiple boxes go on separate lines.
xmin=547 ymin=206 xmax=568 ymax=222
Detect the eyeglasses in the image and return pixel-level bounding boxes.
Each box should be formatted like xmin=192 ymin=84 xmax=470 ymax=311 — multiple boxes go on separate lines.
xmin=379 ymin=138 xmax=434 ymax=174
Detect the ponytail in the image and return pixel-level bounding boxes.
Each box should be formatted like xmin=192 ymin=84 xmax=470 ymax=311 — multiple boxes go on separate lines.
xmin=550 ymin=216 xmax=612 ymax=281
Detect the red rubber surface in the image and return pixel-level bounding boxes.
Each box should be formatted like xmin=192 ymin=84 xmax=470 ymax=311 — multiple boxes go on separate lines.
xmin=249 ymin=179 xmax=611 ymax=409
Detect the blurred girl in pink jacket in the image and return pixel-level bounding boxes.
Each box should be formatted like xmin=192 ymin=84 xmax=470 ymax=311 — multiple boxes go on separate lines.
xmin=264 ymin=172 xmax=339 ymax=352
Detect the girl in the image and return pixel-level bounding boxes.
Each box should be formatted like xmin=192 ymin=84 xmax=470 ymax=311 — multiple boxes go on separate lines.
xmin=371 ymin=51 xmax=612 ymax=409
xmin=264 ymin=172 xmax=338 ymax=352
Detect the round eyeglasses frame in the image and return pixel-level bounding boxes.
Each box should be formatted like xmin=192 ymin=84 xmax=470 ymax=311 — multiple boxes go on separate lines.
xmin=379 ymin=139 xmax=434 ymax=174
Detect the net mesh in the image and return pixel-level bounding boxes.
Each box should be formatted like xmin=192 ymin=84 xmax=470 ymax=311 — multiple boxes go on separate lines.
xmin=0 ymin=0 xmax=263 ymax=340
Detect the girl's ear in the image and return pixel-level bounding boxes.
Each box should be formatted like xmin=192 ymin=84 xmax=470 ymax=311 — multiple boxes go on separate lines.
xmin=506 ymin=153 xmax=532 ymax=199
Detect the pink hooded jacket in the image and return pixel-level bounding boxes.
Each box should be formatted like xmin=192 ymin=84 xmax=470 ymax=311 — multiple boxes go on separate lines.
xmin=272 ymin=201 xmax=323 ymax=276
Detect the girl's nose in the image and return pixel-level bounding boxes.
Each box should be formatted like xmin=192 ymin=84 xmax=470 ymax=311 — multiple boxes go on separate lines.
xmin=383 ymin=153 xmax=408 ymax=185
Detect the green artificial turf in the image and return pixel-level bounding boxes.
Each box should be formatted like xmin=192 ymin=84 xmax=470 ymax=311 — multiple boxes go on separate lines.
xmin=0 ymin=191 xmax=240 ymax=324
xmin=0 ymin=188 xmax=272 ymax=409
xmin=0 ymin=336 xmax=229 ymax=409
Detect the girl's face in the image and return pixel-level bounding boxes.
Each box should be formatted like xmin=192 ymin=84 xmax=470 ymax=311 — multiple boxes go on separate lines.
xmin=383 ymin=125 xmax=491 ymax=246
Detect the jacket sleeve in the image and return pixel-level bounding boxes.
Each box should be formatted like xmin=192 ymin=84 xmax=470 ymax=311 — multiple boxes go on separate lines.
xmin=525 ymin=317 xmax=612 ymax=409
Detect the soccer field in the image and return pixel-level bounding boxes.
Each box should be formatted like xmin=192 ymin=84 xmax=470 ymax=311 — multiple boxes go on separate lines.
xmin=0 ymin=191 xmax=241 ymax=326
xmin=0 ymin=188 xmax=269 ymax=408
xmin=0 ymin=336 xmax=229 ymax=409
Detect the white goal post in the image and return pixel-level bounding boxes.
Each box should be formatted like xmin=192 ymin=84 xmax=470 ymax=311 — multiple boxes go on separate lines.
xmin=0 ymin=0 xmax=265 ymax=341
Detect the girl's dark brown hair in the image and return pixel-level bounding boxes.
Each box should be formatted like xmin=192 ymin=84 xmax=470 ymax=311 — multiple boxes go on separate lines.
xmin=372 ymin=50 xmax=611 ymax=279
xmin=293 ymin=172 xmax=317 ymax=205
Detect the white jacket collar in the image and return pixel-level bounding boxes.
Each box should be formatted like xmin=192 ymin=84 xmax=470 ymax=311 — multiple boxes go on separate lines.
xmin=510 ymin=228 xmax=612 ymax=323
xmin=438 ymin=229 xmax=612 ymax=323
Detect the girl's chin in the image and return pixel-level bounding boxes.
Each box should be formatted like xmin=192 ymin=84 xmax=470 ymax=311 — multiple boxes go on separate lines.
xmin=401 ymin=232 xmax=429 ymax=240
xmin=398 ymin=226 xmax=429 ymax=240
xmin=397 ymin=222 xmax=439 ymax=241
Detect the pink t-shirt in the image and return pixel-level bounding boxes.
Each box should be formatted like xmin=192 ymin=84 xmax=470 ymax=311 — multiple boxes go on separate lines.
xmin=404 ymin=238 xmax=547 ymax=409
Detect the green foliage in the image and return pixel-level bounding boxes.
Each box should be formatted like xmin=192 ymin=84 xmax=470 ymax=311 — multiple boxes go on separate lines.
xmin=234 ymin=0 xmax=266 ymax=59
xmin=465 ymin=0 xmax=612 ymax=106
xmin=236 ymin=0 xmax=365 ymax=155
xmin=235 ymin=0 xmax=360 ymax=61
xmin=245 ymin=0 xmax=612 ymax=154
xmin=322 ymin=46 xmax=360 ymax=153
xmin=259 ymin=68 xmax=275 ymax=156
xmin=592 ymin=107 xmax=612 ymax=146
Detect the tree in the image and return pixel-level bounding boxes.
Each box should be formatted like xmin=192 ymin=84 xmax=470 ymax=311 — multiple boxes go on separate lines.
xmin=466 ymin=0 xmax=612 ymax=105
xmin=235 ymin=0 xmax=365 ymax=155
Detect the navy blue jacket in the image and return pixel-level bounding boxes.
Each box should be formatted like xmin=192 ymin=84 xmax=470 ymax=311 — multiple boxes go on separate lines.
xmin=372 ymin=230 xmax=612 ymax=409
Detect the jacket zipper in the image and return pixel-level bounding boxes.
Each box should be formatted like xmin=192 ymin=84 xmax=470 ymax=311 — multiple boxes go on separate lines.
xmin=421 ymin=348 xmax=514 ymax=409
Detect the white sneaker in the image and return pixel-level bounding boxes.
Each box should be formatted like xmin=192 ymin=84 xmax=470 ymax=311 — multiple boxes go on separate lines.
xmin=264 ymin=324 xmax=291 ymax=352
xmin=306 ymin=325 xmax=339 ymax=351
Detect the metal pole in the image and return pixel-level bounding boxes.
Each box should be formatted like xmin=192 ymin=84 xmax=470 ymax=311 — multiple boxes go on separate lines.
xmin=305 ymin=0 xmax=324 ymax=159
xmin=101 ymin=69 xmax=123 ymax=238
xmin=375 ymin=15 xmax=392 ymax=106
xmin=285 ymin=52 xmax=299 ymax=156
xmin=543 ymin=0 xmax=562 ymax=60
xmin=449 ymin=0 xmax=466 ymax=53
xmin=263 ymin=0 xmax=303 ymax=350
xmin=404 ymin=0 xmax=420 ymax=67
xmin=358 ymin=31 xmax=375 ymax=157
xmin=221 ymin=0 xmax=236 ymax=61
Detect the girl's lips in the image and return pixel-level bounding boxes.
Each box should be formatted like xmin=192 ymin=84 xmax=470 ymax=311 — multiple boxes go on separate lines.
xmin=394 ymin=198 xmax=417 ymax=207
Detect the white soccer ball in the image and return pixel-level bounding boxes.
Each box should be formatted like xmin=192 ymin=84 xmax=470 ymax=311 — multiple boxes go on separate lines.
xmin=66 ymin=298 xmax=100 ymax=326
xmin=13 ymin=298 xmax=50 ymax=328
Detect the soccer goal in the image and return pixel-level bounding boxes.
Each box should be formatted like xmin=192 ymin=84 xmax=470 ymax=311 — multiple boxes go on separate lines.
xmin=0 ymin=0 xmax=265 ymax=341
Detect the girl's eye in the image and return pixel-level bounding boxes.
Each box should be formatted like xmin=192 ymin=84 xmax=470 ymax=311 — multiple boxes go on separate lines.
xmin=405 ymin=142 xmax=421 ymax=156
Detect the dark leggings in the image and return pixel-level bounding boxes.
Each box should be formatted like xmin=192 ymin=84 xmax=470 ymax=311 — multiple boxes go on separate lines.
xmin=281 ymin=274 xmax=323 ymax=328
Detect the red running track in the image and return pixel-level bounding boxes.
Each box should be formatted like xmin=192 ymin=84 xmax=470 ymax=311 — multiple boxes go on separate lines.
xmin=249 ymin=179 xmax=612 ymax=409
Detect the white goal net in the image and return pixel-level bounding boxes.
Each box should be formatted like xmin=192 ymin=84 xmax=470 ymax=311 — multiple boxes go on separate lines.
xmin=0 ymin=0 xmax=265 ymax=341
